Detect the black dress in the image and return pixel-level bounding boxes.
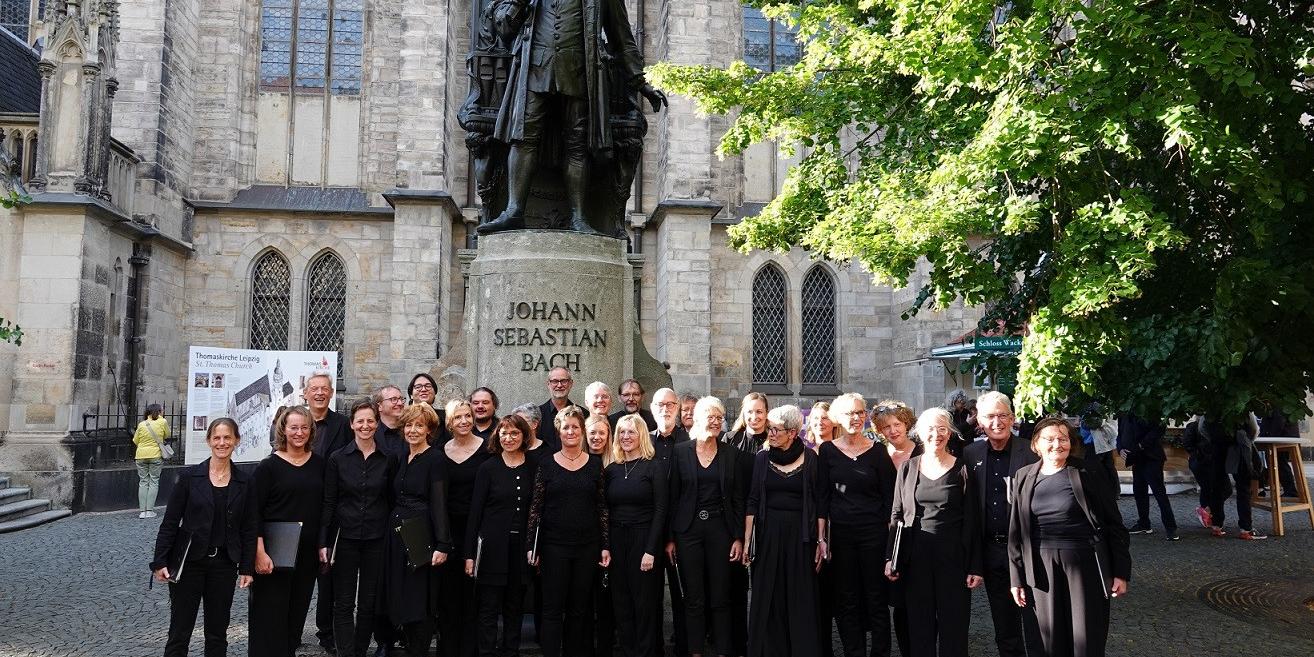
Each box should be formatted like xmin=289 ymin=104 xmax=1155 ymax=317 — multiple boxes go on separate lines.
xmin=249 ymin=453 xmax=326 ymax=657
xmin=384 ymin=446 xmax=453 ymax=651
xmin=439 ymin=442 xmax=493 ymax=657
xmin=746 ymin=449 xmax=823 ymax=657
xmin=604 ymin=458 xmax=668 ymax=657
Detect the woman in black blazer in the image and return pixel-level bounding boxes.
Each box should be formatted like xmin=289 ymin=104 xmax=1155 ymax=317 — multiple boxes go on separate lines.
xmin=151 ymin=418 xmax=256 ymax=657
xmin=1008 ymin=417 xmax=1130 ymax=657
xmin=667 ymin=396 xmax=743 ymax=657
xmin=884 ymin=408 xmax=982 ymax=657
xmin=464 ymin=413 xmax=537 ymax=657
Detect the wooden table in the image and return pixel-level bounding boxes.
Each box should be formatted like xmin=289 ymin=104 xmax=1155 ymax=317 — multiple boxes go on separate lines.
xmin=1250 ymin=437 xmax=1313 ymax=536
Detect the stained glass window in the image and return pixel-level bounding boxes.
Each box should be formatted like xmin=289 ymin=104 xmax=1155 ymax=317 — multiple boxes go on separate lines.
xmin=801 ymin=266 xmax=836 ymax=385
xmin=752 ymin=265 xmax=788 ymax=385
xmin=250 ymin=251 xmax=291 ymax=351
xmin=260 ymin=0 xmax=361 ymax=94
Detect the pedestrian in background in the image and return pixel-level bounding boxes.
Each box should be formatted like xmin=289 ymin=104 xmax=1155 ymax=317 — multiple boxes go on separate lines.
xmin=134 ymin=403 xmax=171 ymax=519
xmin=1118 ymin=414 xmax=1179 ymax=541
xmin=151 ymin=417 xmax=256 ymax=657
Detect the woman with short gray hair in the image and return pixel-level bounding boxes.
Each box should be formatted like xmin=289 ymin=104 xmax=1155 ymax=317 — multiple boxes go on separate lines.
xmin=743 ymin=405 xmax=827 ymax=657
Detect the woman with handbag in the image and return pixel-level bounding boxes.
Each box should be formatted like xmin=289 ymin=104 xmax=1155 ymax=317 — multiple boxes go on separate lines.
xmin=134 ymin=403 xmax=172 ymax=519
xmin=1008 ymin=417 xmax=1131 ymax=657
xmin=151 ymin=417 xmax=256 ymax=657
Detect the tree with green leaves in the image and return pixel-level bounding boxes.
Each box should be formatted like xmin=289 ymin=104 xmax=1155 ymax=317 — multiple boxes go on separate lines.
xmin=651 ymin=0 xmax=1313 ymax=421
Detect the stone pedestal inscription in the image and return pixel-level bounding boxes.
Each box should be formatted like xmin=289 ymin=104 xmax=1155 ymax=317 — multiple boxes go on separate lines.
xmin=464 ymin=231 xmax=635 ymax=409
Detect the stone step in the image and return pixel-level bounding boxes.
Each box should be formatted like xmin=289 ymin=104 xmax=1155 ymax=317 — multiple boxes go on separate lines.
xmin=0 ymin=486 xmax=30 ymax=503
xmin=0 ymin=508 xmax=73 ymax=534
xmin=0 ymin=498 xmax=51 ymax=523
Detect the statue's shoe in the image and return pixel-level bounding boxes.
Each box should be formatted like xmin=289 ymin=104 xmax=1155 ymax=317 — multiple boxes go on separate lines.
xmin=477 ymin=213 xmax=525 ymax=234
xmin=570 ymin=215 xmax=601 ymax=236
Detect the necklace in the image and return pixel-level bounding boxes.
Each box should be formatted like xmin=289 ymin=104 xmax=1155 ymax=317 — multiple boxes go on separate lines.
xmin=562 ymin=450 xmax=585 ymax=463
xmin=622 ymin=457 xmax=641 ymax=479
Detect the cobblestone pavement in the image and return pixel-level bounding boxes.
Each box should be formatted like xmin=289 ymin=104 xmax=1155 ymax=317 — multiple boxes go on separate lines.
xmin=1 ymin=492 xmax=1311 ymax=657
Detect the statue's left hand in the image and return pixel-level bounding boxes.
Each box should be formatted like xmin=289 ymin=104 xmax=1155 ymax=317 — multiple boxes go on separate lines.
xmin=638 ymin=83 xmax=667 ymax=112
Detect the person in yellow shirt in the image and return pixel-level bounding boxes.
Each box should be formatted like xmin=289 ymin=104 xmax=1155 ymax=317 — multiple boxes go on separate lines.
xmin=133 ymin=404 xmax=171 ymax=519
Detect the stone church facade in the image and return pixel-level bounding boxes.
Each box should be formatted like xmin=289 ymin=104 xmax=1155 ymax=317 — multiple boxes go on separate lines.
xmin=0 ymin=1 xmax=987 ymax=485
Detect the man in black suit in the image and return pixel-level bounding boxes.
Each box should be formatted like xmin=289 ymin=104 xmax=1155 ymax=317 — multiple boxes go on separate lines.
xmin=964 ymin=391 xmax=1040 ymax=657
xmin=537 ymin=366 xmax=576 ymax=451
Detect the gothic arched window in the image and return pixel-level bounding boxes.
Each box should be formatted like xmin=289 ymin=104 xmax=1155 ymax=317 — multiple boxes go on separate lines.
xmin=260 ymin=0 xmax=363 ymax=94
xmin=305 ymin=252 xmax=346 ymax=377
xmin=752 ymin=264 xmax=789 ymax=385
xmin=249 ymin=251 xmax=291 ymax=350
xmin=743 ymin=5 xmax=800 ymax=72
xmin=801 ymin=266 xmax=837 ymax=385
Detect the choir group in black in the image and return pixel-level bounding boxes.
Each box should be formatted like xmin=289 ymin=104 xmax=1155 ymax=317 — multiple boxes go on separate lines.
xmin=152 ymin=371 xmax=1132 ymax=657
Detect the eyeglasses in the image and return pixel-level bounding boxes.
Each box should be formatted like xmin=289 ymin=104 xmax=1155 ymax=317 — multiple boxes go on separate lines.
xmin=655 ymin=401 xmax=679 ymax=408
xmin=412 ymin=383 xmax=434 ymax=391
xmin=839 ymin=410 xmax=867 ymax=418
xmin=767 ymin=426 xmax=793 ymax=435
xmin=705 ymin=415 xmax=725 ymax=423
xmin=981 ymin=413 xmax=1012 ymax=421
xmin=382 ymin=396 xmax=405 ymax=404
xmin=548 ymin=378 xmax=572 ymax=385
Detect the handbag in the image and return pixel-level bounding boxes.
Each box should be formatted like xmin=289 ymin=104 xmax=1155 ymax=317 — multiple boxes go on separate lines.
xmin=145 ymin=421 xmax=174 ymax=459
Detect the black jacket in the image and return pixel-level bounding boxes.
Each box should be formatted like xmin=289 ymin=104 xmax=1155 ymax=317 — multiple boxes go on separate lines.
xmin=313 ymin=409 xmax=353 ymax=459
xmin=964 ymin=436 xmax=1039 ymax=537
xmin=887 ymin=455 xmax=982 ymax=576
xmin=668 ymin=439 xmax=744 ymax=540
xmin=151 ymin=459 xmax=258 ymax=576
xmin=609 ymin=408 xmax=658 ymax=435
xmin=1115 ymin=414 xmax=1167 ymax=464
xmin=1007 ymin=458 xmax=1131 ymax=589
xmin=537 ymin=398 xmax=577 ymax=452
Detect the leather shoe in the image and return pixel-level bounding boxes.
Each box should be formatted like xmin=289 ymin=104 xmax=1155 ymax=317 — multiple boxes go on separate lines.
xmin=569 ymin=213 xmax=600 ymax=235
xmin=477 ymin=212 xmax=525 ymax=234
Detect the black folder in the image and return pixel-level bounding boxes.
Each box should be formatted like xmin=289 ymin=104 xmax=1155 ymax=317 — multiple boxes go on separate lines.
xmin=167 ymin=536 xmax=193 ymax=584
xmin=396 ymin=517 xmax=432 ymax=569
xmin=262 ymin=521 xmax=303 ymax=570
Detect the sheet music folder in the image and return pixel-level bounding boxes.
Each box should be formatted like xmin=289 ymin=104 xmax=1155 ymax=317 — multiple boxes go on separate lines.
xmin=261 ymin=521 xmax=303 ymax=570
xmin=397 ymin=517 xmax=432 ymax=569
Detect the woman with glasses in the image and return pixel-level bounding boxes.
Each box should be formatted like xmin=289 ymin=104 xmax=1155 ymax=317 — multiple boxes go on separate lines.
xmin=743 ymin=405 xmax=826 ymax=657
xmin=885 ymin=408 xmax=983 ymax=657
xmin=668 ymin=397 xmax=743 ymax=657
xmin=871 ymin=399 xmax=920 ymax=656
xmin=407 ymin=373 xmax=448 ymax=445
xmin=820 ymin=393 xmax=896 ymax=657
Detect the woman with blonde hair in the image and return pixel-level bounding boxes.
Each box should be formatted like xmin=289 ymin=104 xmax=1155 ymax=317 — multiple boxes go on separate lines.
xmin=605 ymin=413 xmax=668 ymax=657
xmin=667 ymin=397 xmax=744 ymax=657
xmin=723 ymin=391 xmax=768 ymax=654
xmin=885 ymin=408 xmax=982 ymax=657
xmin=438 ymin=399 xmax=491 ymax=657
xmin=804 ymin=401 xmax=836 ymax=451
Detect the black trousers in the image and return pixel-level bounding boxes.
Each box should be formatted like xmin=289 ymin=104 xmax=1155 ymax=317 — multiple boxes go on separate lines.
xmin=903 ymin=530 xmax=969 ymax=657
xmin=539 ymin=541 xmax=600 ymax=657
xmin=982 ymin=542 xmax=1041 ymax=657
xmin=1208 ymin=442 xmax=1254 ymax=531
xmin=165 ymin=554 xmax=237 ymax=657
xmin=594 ymin=569 xmax=616 ymax=657
xmin=1187 ymin=456 xmax=1212 ymax=509
xmin=439 ymin=558 xmax=479 ymax=657
xmin=730 ymin=564 xmax=748 ymax=657
xmin=1131 ymin=459 xmax=1177 ymax=530
xmin=830 ymin=523 xmax=889 ymax=657
xmin=890 ymin=605 xmax=909 ymax=657
xmin=675 ymin=517 xmax=733 ymax=655
xmin=475 ymin=532 xmax=527 ymax=657
xmin=660 ymin=555 xmax=689 ymax=657
xmin=250 ymin=551 xmax=319 ymax=657
xmin=402 ymin=619 xmax=436 ymax=657
xmin=317 ymin=571 xmax=334 ymax=646
xmin=611 ymin=522 xmax=663 ymax=657
xmin=1031 ymin=546 xmax=1110 ymax=657
xmin=332 ymin=537 xmax=385 ymax=657
xmin=817 ymin=560 xmax=836 ymax=657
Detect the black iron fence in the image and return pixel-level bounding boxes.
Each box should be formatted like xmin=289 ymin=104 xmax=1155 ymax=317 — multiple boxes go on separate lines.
xmin=69 ymin=399 xmax=189 ymax=466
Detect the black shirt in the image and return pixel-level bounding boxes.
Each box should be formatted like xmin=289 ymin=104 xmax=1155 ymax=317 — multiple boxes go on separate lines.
xmin=321 ymin=441 xmax=396 ymax=545
xmin=538 ymin=398 xmax=577 ymax=452
xmin=473 ymin=420 xmax=497 ymax=442
xmin=609 ymin=409 xmax=658 ymax=435
xmin=528 ymin=454 xmax=609 ymax=548
xmin=445 ymin=442 xmax=494 ymax=520
xmin=763 ymin=463 xmax=805 ymax=512
xmin=605 ymin=458 xmax=669 ymax=554
xmin=1033 ymin=472 xmax=1095 ymax=549
xmin=984 ymin=447 xmax=1010 ymax=538
xmin=817 ymin=441 xmax=895 ymax=528
xmin=915 ymin=468 xmax=965 ymax=535
xmin=393 ymin=447 xmax=454 ymax=552
xmin=695 ymin=457 xmax=721 ymax=511
xmin=312 ymin=410 xmax=352 ymax=459
xmin=209 ymin=484 xmax=229 ymax=553
xmin=375 ymin=423 xmax=406 ymax=459
xmin=651 ymin=425 xmax=690 ymax=474
xmin=254 ymin=453 xmax=327 ymax=555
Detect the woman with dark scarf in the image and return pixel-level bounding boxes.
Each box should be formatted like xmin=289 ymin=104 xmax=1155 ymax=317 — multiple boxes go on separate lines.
xmin=742 ymin=405 xmax=827 ymax=657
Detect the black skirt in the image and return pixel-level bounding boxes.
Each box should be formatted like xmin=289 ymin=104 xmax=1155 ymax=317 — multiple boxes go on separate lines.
xmin=748 ymin=508 xmax=820 ymax=657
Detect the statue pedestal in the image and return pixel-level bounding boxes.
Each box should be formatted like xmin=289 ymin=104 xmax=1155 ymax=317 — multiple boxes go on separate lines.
xmin=464 ymin=231 xmax=655 ymax=409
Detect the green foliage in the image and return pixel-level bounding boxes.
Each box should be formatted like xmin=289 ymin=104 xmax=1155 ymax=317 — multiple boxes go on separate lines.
xmin=651 ymin=0 xmax=1314 ymax=422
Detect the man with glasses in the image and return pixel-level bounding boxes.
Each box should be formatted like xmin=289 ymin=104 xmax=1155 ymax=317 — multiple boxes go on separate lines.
xmin=963 ymin=391 xmax=1040 ymax=657
xmin=648 ymin=387 xmax=689 ymax=656
xmin=609 ymin=378 xmax=657 ymax=432
xmin=537 ymin=366 xmax=577 ymax=451
xmin=372 ymin=385 xmax=408 ymax=458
